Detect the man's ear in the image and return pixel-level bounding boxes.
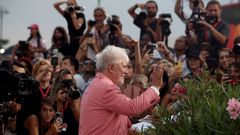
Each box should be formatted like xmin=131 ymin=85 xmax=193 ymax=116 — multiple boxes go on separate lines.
xmin=107 ymin=64 xmax=115 ymax=74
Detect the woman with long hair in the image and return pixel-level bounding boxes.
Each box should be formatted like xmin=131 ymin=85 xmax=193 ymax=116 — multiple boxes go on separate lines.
xmin=24 ymin=97 xmax=63 ymax=135
xmin=49 ymin=26 xmax=69 ymax=56
xmin=50 ymin=69 xmax=80 ymax=135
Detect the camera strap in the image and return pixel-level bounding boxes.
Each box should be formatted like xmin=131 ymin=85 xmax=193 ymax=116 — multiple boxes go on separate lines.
xmin=39 ymin=85 xmax=51 ymax=98
xmin=204 ymin=20 xmax=222 ymax=42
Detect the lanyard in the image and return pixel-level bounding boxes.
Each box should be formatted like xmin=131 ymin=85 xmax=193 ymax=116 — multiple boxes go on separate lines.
xmin=61 ymin=102 xmax=68 ymax=116
xmin=205 ymin=20 xmax=221 ymax=42
xmin=39 ymin=85 xmax=51 ymax=98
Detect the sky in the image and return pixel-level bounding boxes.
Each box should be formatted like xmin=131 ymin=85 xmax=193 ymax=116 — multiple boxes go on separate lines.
xmin=0 ymin=0 xmax=233 ymax=49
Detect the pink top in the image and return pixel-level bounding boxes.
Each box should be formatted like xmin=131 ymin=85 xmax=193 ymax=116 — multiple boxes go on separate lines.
xmin=79 ymin=72 xmax=160 ymax=135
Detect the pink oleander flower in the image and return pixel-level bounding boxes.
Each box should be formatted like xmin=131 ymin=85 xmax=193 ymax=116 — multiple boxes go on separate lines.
xmin=226 ymin=98 xmax=240 ymax=120
xmin=171 ymin=83 xmax=187 ymax=95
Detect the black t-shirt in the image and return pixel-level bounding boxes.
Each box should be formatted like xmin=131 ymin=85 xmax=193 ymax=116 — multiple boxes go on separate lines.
xmin=64 ymin=11 xmax=86 ymax=37
xmin=50 ymin=43 xmax=70 ymax=56
xmin=188 ymin=20 xmax=229 ymax=69
xmin=133 ymin=15 xmax=158 ymax=43
xmin=61 ymin=105 xmax=79 ymax=135
xmin=198 ymin=20 xmax=229 ymax=56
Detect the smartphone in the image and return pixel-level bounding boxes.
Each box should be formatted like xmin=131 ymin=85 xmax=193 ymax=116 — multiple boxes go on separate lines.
xmin=51 ymin=56 xmax=58 ymax=67
xmin=55 ymin=112 xmax=63 ymax=123
xmin=146 ymin=44 xmax=156 ymax=54
xmin=55 ymin=112 xmax=67 ymax=132
xmin=201 ymin=42 xmax=211 ymax=52
xmin=86 ymin=33 xmax=93 ymax=38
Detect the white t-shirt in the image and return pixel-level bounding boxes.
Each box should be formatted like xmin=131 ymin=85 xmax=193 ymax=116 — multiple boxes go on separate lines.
xmin=28 ymin=37 xmax=46 ymax=49
xmin=74 ymin=74 xmax=86 ymax=92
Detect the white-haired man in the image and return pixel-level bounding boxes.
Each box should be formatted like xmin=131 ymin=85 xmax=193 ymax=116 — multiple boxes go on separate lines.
xmin=79 ymin=45 xmax=164 ymax=135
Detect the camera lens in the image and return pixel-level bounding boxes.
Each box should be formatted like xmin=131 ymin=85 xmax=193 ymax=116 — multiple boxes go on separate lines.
xmin=139 ymin=9 xmax=148 ymax=20
xmin=69 ymin=90 xmax=80 ymax=100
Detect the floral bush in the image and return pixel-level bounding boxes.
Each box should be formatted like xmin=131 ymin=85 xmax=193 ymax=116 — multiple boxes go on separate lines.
xmin=143 ymin=72 xmax=240 ymax=135
xmin=226 ymin=98 xmax=240 ymax=120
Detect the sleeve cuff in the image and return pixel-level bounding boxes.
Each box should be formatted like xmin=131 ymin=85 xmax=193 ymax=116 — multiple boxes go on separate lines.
xmin=150 ymin=86 xmax=160 ymax=96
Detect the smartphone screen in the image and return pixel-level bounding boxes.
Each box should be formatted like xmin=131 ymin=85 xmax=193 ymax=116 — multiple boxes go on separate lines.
xmin=51 ymin=56 xmax=58 ymax=67
xmin=55 ymin=112 xmax=63 ymax=123
xmin=201 ymin=42 xmax=211 ymax=52
xmin=146 ymin=44 xmax=156 ymax=54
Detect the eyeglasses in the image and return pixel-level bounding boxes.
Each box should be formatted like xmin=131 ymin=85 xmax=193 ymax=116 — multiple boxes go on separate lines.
xmin=84 ymin=61 xmax=93 ymax=65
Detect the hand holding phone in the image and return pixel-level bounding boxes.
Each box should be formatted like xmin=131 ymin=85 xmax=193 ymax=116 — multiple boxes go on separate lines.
xmin=54 ymin=112 xmax=67 ymax=132
xmin=146 ymin=44 xmax=156 ymax=54
xmin=51 ymin=56 xmax=58 ymax=67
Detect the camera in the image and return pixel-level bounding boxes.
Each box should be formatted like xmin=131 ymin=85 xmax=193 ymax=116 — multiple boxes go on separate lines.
xmin=189 ymin=13 xmax=218 ymax=33
xmin=61 ymin=79 xmax=80 ymax=100
xmin=88 ymin=20 xmax=97 ymax=27
xmin=67 ymin=6 xmax=85 ymax=12
xmin=205 ymin=15 xmax=218 ymax=25
xmin=107 ymin=15 xmax=121 ymax=45
xmin=107 ymin=16 xmax=120 ymax=32
xmin=139 ymin=8 xmax=148 ymax=20
xmin=0 ymin=69 xmax=38 ymax=103
xmin=159 ymin=13 xmax=172 ymax=36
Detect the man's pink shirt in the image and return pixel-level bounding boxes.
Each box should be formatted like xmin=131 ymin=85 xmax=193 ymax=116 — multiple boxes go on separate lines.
xmin=79 ymin=72 xmax=160 ymax=135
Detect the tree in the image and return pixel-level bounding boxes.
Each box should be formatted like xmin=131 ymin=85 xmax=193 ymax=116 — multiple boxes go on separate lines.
xmin=0 ymin=39 xmax=9 ymax=49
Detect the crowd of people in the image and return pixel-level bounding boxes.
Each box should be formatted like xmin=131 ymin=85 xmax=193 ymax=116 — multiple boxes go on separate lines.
xmin=0 ymin=0 xmax=240 ymax=134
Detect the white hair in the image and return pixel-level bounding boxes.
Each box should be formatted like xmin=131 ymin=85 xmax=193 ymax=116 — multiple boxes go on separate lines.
xmin=95 ymin=45 xmax=129 ymax=71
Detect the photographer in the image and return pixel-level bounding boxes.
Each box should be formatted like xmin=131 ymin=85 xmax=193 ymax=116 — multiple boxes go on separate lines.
xmin=102 ymin=15 xmax=130 ymax=49
xmin=76 ymin=7 xmax=108 ymax=62
xmin=0 ymin=60 xmax=41 ymax=135
xmin=175 ymin=0 xmax=205 ymax=23
xmin=76 ymin=32 xmax=100 ymax=62
xmin=50 ymin=69 xmax=80 ymax=135
xmin=60 ymin=56 xmax=86 ymax=92
xmin=54 ymin=0 xmax=86 ymax=57
xmin=11 ymin=24 xmax=47 ymax=62
xmin=128 ymin=1 xmax=160 ymax=43
xmin=79 ymin=7 xmax=106 ymax=47
xmin=186 ymin=0 xmax=229 ymax=70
